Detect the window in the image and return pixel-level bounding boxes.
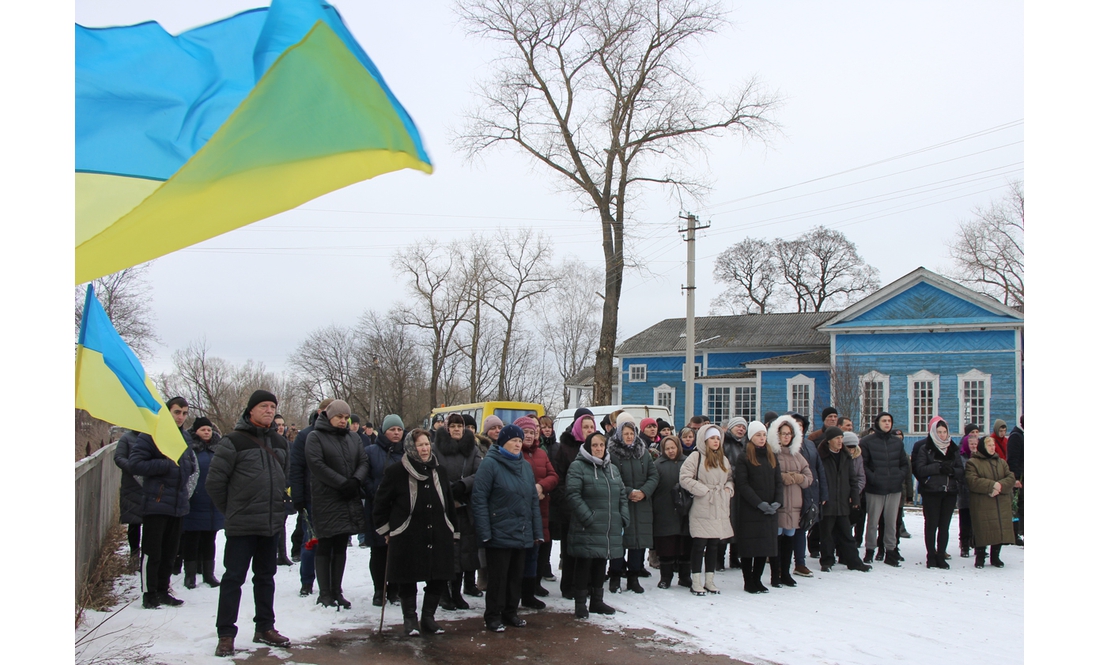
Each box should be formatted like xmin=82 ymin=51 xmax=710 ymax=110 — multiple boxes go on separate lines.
xmin=706 ymin=386 xmax=730 ymax=423
xmin=733 ymin=386 xmax=757 ymax=421
xmin=786 ymin=374 xmax=815 ymax=418
xmin=958 ymin=369 xmax=991 ymax=433
xmin=629 ymin=364 xmax=647 ymax=383
xmin=859 ymin=371 xmax=890 ymax=432
xmin=654 ymin=384 xmax=675 ymax=418
xmin=907 ymin=370 xmax=939 ymax=435
xmin=682 ymin=362 xmax=703 ymax=380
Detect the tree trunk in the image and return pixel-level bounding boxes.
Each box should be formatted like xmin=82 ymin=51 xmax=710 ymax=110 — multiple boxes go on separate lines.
xmin=593 ymin=212 xmax=623 ymax=406
xmin=470 ymin=298 xmax=480 ymax=403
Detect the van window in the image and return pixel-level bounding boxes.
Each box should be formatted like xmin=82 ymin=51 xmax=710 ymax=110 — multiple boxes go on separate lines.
xmin=491 ymin=408 xmax=537 ymax=426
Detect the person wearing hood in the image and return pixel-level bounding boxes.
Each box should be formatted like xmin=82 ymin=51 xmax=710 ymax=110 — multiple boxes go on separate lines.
xmin=680 ymin=425 xmax=735 ymax=596
xmin=816 ymin=428 xmax=871 ymax=573
xmin=606 ymin=414 xmax=659 ymax=594
xmin=550 ymin=409 xmax=596 ymax=598
xmin=128 ymin=396 xmax=199 ymax=610
xmin=373 ymin=428 xmax=459 ymax=636
xmin=912 ymin=416 xmax=965 ymax=569
xmin=305 ymin=399 xmax=370 ymax=609
xmin=565 ymin=432 xmax=630 ymax=619
xmin=514 ymin=415 xmax=559 ymax=608
xmin=734 ymin=421 xmax=782 ymax=593
xmin=789 ymin=413 xmax=828 ymax=576
xmin=476 ymin=415 xmax=504 ymax=457
xmin=652 ymin=436 xmax=692 ymax=589
xmin=205 ymin=390 xmax=292 ymax=656
xmin=719 ymin=417 xmax=749 ymax=570
xmin=362 ymin=414 xmax=406 ymax=606
xmin=471 ymin=425 xmax=542 ymax=632
xmin=430 ymin=413 xmax=483 ymax=610
xmin=965 ymin=435 xmax=1016 ymax=568
xmin=858 ymin=412 xmax=908 ymax=567
xmin=990 ymin=419 xmax=1009 ymax=461
xmin=767 ymin=416 xmax=813 ymax=588
xmin=289 ymin=398 xmax=333 ymax=595
xmin=182 ymin=417 xmax=225 ymax=589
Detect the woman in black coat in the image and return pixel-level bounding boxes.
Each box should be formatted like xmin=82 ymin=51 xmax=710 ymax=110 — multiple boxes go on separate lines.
xmin=305 ymin=400 xmax=370 ymax=610
xmin=652 ymin=437 xmax=692 ymax=589
xmin=181 ymin=418 xmax=225 ymax=589
xmin=734 ymin=421 xmax=783 ymax=594
xmin=373 ymin=428 xmax=458 ymax=637
xmin=912 ymin=416 xmax=965 ymax=569
xmin=430 ymin=414 xmax=483 ymax=610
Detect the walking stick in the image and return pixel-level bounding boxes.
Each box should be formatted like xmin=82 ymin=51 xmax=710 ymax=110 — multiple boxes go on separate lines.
xmin=377 ymin=538 xmax=392 ymax=635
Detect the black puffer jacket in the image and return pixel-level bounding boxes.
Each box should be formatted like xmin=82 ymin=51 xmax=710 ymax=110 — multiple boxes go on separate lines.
xmin=288 ymin=423 xmax=315 ymax=509
xmin=206 ymin=415 xmax=289 ymax=538
xmin=817 ymin=441 xmax=860 ymax=517
xmin=129 ymin=430 xmax=198 ymax=519
xmin=652 ymin=453 xmax=690 ymax=538
xmin=113 ymin=431 xmax=144 ymax=524
xmin=305 ymin=415 xmax=370 ymax=539
xmin=734 ymin=448 xmax=783 ymax=559
xmin=912 ymin=437 xmax=965 ymax=495
xmin=859 ymin=412 xmax=909 ymax=495
xmin=432 ymin=429 xmax=482 ymax=571
xmin=548 ymin=430 xmax=584 ymax=533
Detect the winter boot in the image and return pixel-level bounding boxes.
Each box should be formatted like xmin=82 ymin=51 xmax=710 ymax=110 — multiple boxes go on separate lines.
xmin=677 ymin=561 xmax=693 ymax=588
xmin=742 ymin=566 xmax=758 ymax=594
xmin=884 ymin=548 xmax=901 ymax=567
xmin=863 ymin=548 xmax=874 ymax=564
xmin=465 ymin=570 xmax=483 ymax=596
xmin=608 ymin=572 xmax=621 ymax=593
xmin=534 ymin=579 xmax=550 ymax=597
xmin=421 ymin=593 xmax=444 ymax=635
xmin=704 ymin=572 xmax=720 ymax=594
xmin=936 ymin=550 xmax=951 ymax=570
xmin=401 ymin=594 xmax=420 ymax=636
xmin=314 ymin=554 xmax=336 ymax=607
xmin=752 ymin=558 xmax=770 ymax=593
xmin=372 ymin=587 xmax=384 ymax=607
xmin=960 ymin=544 xmax=971 ymax=558
xmin=521 ymin=577 xmax=546 ymax=609
xmin=202 ymin=559 xmax=221 ymax=587
xmin=214 ymin=636 xmax=234 ymax=657
xmin=658 ymin=561 xmax=674 ymax=589
xmin=574 ymin=590 xmax=589 ymax=619
xmin=780 ymin=538 xmax=798 ymax=587
xmin=157 ymin=590 xmax=184 ymax=606
xmin=875 ymin=547 xmax=885 ymax=562
xmin=332 ymin=560 xmax=351 ymax=609
xmin=142 ymin=592 xmax=161 ymax=609
xmin=277 ymin=536 xmax=293 ymax=567
xmin=691 ymin=572 xmax=706 ymax=596
xmin=626 ymin=573 xmax=645 ymax=594
xmin=990 ymin=544 xmax=1004 ymax=568
xmin=589 ymin=586 xmax=616 ymax=615
xmin=974 ymin=546 xmax=986 ymax=569
xmin=439 ymin=581 xmax=456 ymax=611
xmin=769 ymin=557 xmax=782 ymax=588
xmin=183 ymin=561 xmax=198 ymax=589
xmin=451 ymin=577 xmax=471 ymax=609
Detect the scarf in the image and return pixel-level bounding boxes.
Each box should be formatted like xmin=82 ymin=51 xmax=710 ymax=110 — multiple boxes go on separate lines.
xmin=389 ymin=453 xmax=454 ymax=538
xmin=928 ymin=416 xmax=951 ymax=455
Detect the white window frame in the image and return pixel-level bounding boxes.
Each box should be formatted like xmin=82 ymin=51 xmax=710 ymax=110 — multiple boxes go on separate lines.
xmin=653 ymin=384 xmax=675 ymax=418
xmin=907 ymin=370 xmax=940 ymax=436
xmin=859 ymin=370 xmax=890 ymax=432
xmin=957 ymin=369 xmax=991 ymax=434
xmin=682 ymin=362 xmax=703 ymax=381
xmin=629 ymin=364 xmax=647 ymax=383
xmin=786 ymin=374 xmax=815 ymax=420
xmin=732 ymin=383 xmax=758 ymax=422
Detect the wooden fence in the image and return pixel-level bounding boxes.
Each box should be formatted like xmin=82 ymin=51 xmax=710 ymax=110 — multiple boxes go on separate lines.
xmin=75 ymin=442 xmax=120 ymax=603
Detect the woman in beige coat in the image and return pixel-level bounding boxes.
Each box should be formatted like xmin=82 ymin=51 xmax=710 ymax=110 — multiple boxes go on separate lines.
xmin=965 ymin=436 xmax=1016 ymax=569
xmin=679 ymin=425 xmax=734 ymax=596
xmin=768 ymin=415 xmax=812 ymax=588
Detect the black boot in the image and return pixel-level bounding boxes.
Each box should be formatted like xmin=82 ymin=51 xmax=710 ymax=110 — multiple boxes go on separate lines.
xmin=277 ymin=535 xmax=293 ymax=567
xmin=769 ymin=557 xmax=782 ymax=589
xmin=974 ymin=546 xmax=986 ymax=569
xmin=607 ymin=573 xmax=621 ymax=593
xmin=658 ymin=561 xmax=674 ymax=589
xmin=439 ymin=579 xmax=456 ymax=611
xmin=752 ymin=558 xmax=770 ymax=593
xmin=677 ymin=561 xmax=692 ymax=588
xmin=533 ymin=579 xmax=550 ymax=597
xmin=589 ymin=586 xmax=616 ymax=615
xmin=157 ymin=590 xmax=184 ymax=606
xmin=521 ymin=577 xmax=546 ymax=609
xmin=421 ymin=593 xmax=444 ymax=635
xmin=463 ymin=570 xmax=482 ymax=597
xmin=875 ymin=547 xmax=885 ymax=562
xmin=372 ymin=587 xmax=384 ymax=607
xmin=314 ymin=554 xmax=336 ymax=607
xmin=142 ymin=592 xmax=161 ymax=609
xmin=574 ymin=590 xmax=589 ymax=619
xmin=451 ymin=577 xmax=470 ymax=609
xmin=863 ymin=548 xmax=874 ymax=564
xmin=401 ymin=594 xmax=420 ymax=636
xmin=779 ymin=538 xmax=798 ymax=587
xmin=202 ymin=559 xmax=221 ymax=587
xmin=626 ymin=573 xmax=644 ymax=594
xmin=990 ymin=544 xmax=1004 ymax=568
xmin=332 ymin=556 xmax=351 ymax=609
xmin=742 ymin=565 xmax=757 ymax=593
xmin=183 ymin=561 xmax=198 ymax=589
xmin=729 ymin=542 xmax=741 ymax=569
xmin=884 ymin=548 xmax=901 ymax=567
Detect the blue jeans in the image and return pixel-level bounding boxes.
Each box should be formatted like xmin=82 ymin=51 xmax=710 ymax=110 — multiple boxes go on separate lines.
xmin=299 ymin=512 xmax=315 ymax=586
xmin=793 ymin=528 xmax=807 ymax=567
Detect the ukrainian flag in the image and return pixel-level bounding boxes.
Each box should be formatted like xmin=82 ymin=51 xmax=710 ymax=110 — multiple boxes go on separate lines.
xmin=76 ymin=0 xmax=433 ymax=284
xmin=75 ymin=286 xmax=188 ymax=463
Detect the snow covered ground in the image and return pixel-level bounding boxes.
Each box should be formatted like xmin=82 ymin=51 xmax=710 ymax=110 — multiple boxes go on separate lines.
xmin=75 ymin=508 xmax=1023 ymax=665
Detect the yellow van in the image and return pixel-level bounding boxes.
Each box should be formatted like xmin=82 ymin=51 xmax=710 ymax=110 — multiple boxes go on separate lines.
xmin=430 ymin=401 xmax=545 ymax=431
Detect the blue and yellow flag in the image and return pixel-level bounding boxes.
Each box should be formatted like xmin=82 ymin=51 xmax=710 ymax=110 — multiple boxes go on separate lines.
xmin=75 ymin=285 xmax=188 ymax=462
xmin=76 ymin=0 xmax=433 ymax=284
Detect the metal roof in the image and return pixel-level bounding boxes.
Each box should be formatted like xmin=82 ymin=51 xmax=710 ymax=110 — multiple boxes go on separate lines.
xmin=565 ymin=365 xmax=620 ymax=388
xmin=616 ymin=311 xmax=835 ymax=355
xmin=743 ymin=349 xmax=832 ymax=367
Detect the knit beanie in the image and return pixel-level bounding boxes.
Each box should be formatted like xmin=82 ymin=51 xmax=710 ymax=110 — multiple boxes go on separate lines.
xmin=325 ymin=399 xmax=351 ymax=418
xmin=573 ymin=407 xmax=594 ymax=422
xmin=498 ymin=424 xmax=525 ymax=448
xmin=381 ymin=413 xmax=404 ymax=433
xmin=747 ymin=421 xmax=767 ymax=440
xmin=964 ymin=423 xmax=980 ymax=436
xmin=726 ymin=416 xmax=748 ymax=430
xmin=350 ymin=414 xmax=361 ymax=424
xmin=616 ymin=412 xmax=637 ymax=431
xmin=639 ymin=417 xmax=657 ymax=432
xmin=656 ymin=418 xmax=672 ymax=431
xmin=700 ymin=425 xmax=723 ymax=444
xmin=191 ymin=417 xmax=214 ymax=432
xmin=513 ymin=415 xmax=539 ymax=432
xmin=483 ymin=415 xmax=504 ymax=434
xmin=843 ymin=431 xmax=860 ymax=447
xmin=821 ymin=406 xmax=839 ymax=421
xmin=462 ymin=414 xmax=477 ymax=428
xmin=823 ymin=426 xmax=844 ymax=442
xmin=245 ymin=389 xmax=277 ymax=416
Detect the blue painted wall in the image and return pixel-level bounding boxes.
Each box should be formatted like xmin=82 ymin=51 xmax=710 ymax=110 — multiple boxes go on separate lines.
xmin=836 ymin=281 xmax=1020 ymax=328
xmin=759 ymin=370 xmax=832 ymax=427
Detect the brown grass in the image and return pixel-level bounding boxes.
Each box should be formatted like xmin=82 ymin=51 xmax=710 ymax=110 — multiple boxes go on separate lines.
xmin=76 ymin=523 xmax=130 ymax=628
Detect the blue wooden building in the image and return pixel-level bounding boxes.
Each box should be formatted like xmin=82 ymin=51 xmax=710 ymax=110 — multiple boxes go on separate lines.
xmin=613 ymin=268 xmax=1023 ymax=443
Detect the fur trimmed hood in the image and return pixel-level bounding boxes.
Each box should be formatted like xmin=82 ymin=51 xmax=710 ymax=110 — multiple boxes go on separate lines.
xmin=767 ymin=415 xmax=803 ymax=456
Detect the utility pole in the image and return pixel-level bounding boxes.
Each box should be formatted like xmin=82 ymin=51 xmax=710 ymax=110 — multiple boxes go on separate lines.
xmin=679 ymin=212 xmax=709 ymax=425
xmin=369 ymin=354 xmax=380 ymax=426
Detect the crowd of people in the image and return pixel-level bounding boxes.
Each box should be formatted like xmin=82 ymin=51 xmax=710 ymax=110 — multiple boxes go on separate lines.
xmin=113 ymin=392 xmax=1025 ymax=656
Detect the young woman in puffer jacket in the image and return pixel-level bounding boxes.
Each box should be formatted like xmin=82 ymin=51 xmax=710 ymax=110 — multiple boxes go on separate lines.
xmin=912 ymin=416 xmax=965 ymax=569
xmin=679 ymin=425 xmax=734 ymax=596
xmin=767 ymin=415 xmax=813 ymax=588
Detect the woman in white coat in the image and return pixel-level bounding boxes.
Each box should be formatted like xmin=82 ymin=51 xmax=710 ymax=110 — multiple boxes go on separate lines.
xmin=679 ymin=425 xmax=734 ymax=596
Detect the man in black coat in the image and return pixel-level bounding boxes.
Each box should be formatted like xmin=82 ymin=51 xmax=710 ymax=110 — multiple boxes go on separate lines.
xmin=817 ymin=427 xmax=871 ymax=572
xmin=206 ymin=390 xmax=292 ymax=657
xmin=858 ymin=412 xmax=908 ymax=567
xmin=1007 ymin=416 xmax=1024 ymax=545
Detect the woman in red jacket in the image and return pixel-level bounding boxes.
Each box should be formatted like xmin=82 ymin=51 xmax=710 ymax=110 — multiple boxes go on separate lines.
xmin=515 ymin=416 xmax=559 ymax=609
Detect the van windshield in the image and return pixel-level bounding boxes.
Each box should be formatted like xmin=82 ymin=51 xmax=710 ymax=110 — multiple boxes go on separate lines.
xmin=492 ymin=408 xmax=539 ymax=426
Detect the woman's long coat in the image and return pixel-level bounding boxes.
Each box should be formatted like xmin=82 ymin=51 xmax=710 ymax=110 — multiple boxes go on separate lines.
xmin=432 ymin=430 xmax=482 ymax=571
xmin=565 ymin=448 xmax=630 ymax=560
xmin=775 ymin=444 xmax=812 ymax=532
xmin=372 ymin=454 xmax=457 ymax=584
xmin=734 ymin=448 xmax=783 ymax=558
xmin=965 ymin=450 xmax=1016 ymax=547
xmin=652 ymin=454 xmax=690 ymax=538
xmin=608 ymin=434 xmax=659 ymax=550
xmin=182 ymin=432 xmax=225 ymax=532
xmin=305 ymin=417 xmax=370 ymax=539
xmin=679 ymin=450 xmax=735 ymax=540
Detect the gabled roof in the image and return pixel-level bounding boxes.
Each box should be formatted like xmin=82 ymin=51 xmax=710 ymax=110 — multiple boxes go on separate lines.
xmin=616 ymin=312 xmax=834 ymax=356
xmin=819 ymin=267 xmax=1023 ymax=331
xmin=565 ymin=365 xmax=620 ymax=388
xmin=743 ymin=349 xmax=831 ymax=368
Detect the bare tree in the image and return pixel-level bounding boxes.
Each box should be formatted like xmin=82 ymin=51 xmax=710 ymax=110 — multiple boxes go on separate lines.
xmin=710 ymin=237 xmax=782 ymax=314
xmin=75 ymin=262 xmax=161 ymax=362
xmin=456 ymin=0 xmax=779 ymax=404
xmin=775 ymin=226 xmax=880 ymax=312
xmin=286 ymin=325 xmax=370 ymax=415
xmin=948 ymin=180 xmax=1024 ymax=306
xmin=829 ymin=354 xmax=862 ymax=428
xmin=539 ymin=258 xmax=602 ymax=409
xmin=357 ymin=309 xmax=431 ymax=425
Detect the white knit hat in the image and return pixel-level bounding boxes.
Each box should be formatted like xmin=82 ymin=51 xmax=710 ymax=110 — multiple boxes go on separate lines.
xmin=747 ymin=421 xmax=767 ymax=439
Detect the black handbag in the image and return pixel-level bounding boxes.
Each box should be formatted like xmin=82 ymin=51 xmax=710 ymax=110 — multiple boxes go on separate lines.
xmin=799 ymin=498 xmax=820 ymax=530
xmin=673 ymin=451 xmax=701 ymax=518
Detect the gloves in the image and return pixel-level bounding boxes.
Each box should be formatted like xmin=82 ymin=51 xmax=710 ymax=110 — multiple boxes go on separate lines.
xmin=758 ymin=501 xmax=776 ymax=515
xmin=769 ymin=502 xmax=781 ymax=513
xmin=939 ymin=462 xmax=953 ymax=475
xmin=338 ymin=477 xmax=360 ymax=500
xmin=451 ymin=480 xmax=468 ymax=502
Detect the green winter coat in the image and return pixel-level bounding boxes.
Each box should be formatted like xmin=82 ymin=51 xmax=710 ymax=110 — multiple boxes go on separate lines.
xmin=608 ymin=434 xmax=659 ymax=550
xmin=965 ymin=449 xmax=1016 ymax=547
xmin=565 ymin=446 xmax=630 ymax=560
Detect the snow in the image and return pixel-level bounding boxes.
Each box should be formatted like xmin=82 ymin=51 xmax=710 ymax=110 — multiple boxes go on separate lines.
xmin=75 ymin=508 xmax=1023 ymax=664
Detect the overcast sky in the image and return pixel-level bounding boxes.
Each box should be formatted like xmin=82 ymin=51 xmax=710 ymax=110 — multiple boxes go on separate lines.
xmin=75 ymin=0 xmax=1024 ymax=377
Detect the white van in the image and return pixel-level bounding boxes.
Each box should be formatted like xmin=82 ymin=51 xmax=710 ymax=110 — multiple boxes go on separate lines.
xmin=552 ymin=405 xmax=674 ymax=440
